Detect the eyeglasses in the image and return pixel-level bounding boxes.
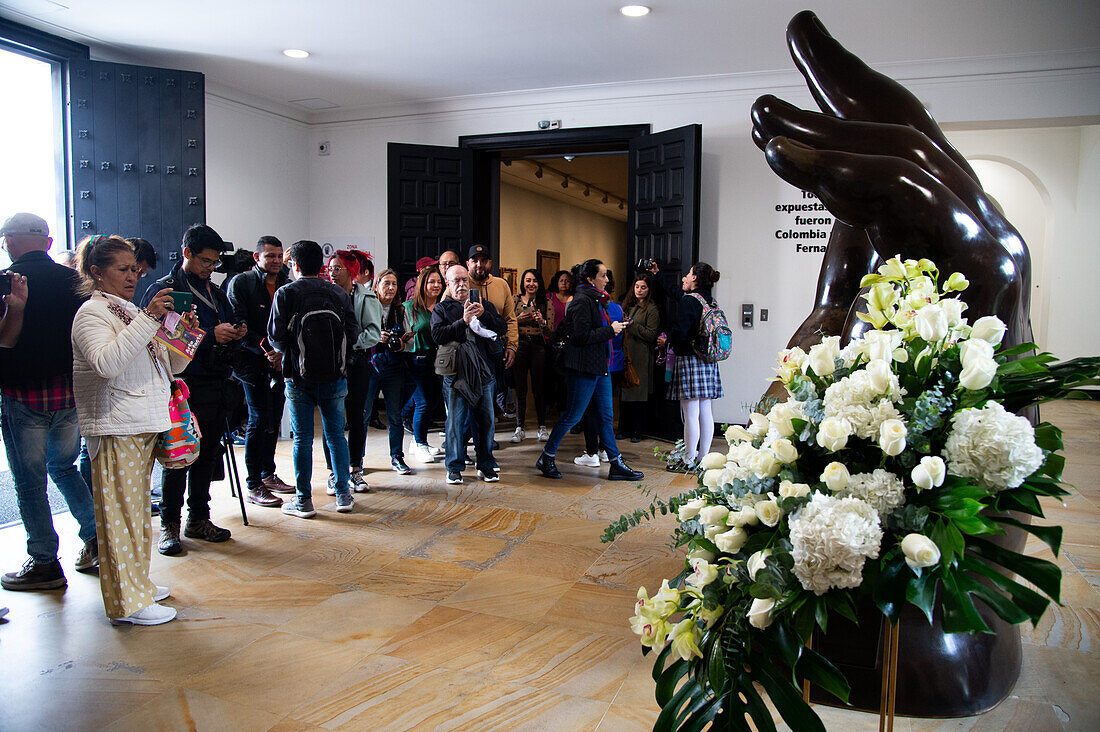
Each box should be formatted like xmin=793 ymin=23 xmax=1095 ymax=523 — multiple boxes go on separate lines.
xmin=195 ymin=255 xmax=220 ymax=268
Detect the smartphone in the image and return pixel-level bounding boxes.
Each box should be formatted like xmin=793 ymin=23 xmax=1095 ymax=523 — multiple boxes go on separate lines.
xmin=0 ymin=272 xmax=11 ymax=297
xmin=168 ymin=291 xmax=193 ymax=312
xmin=469 ymin=289 xmax=480 ymax=303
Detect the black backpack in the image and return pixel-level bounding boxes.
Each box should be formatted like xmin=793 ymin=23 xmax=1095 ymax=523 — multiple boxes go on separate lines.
xmin=289 ymin=287 xmax=346 ymax=383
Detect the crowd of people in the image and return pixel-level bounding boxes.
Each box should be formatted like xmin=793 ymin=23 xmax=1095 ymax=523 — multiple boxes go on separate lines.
xmin=0 ymin=210 xmax=725 ymax=626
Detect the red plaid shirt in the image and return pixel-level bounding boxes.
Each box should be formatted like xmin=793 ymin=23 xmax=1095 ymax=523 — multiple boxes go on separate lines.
xmin=1 ymin=372 xmax=76 ymax=411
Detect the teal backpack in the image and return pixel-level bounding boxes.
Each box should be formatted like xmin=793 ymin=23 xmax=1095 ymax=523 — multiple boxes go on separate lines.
xmin=689 ymin=293 xmax=733 ymax=363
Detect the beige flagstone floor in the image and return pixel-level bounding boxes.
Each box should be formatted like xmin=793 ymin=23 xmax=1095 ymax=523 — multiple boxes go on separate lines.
xmin=0 ymin=400 xmax=1096 ymax=731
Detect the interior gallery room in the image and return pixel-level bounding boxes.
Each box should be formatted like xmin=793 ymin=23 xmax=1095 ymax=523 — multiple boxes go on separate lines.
xmin=0 ymin=1 xmax=1097 ymax=730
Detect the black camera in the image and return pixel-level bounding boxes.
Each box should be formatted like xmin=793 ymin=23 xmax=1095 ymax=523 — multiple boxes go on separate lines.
xmin=384 ymin=322 xmax=406 ymax=353
xmin=216 ymin=247 xmax=253 ymax=276
xmin=636 ymin=257 xmax=656 ymax=272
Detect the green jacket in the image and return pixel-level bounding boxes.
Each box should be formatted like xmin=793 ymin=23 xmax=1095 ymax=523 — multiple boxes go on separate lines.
xmin=352 ymin=284 xmax=383 ymax=352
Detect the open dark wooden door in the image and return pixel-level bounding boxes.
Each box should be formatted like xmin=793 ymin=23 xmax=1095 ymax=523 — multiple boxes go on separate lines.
xmin=628 ymin=124 xmax=702 ymax=441
xmin=387 ymin=143 xmax=474 ymax=286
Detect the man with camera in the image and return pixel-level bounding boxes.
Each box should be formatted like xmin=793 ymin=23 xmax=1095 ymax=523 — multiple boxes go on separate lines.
xmin=268 ymin=240 xmax=359 ymax=518
xmin=227 ymin=235 xmax=294 ymax=508
xmin=141 ymin=224 xmax=245 ymax=555
xmin=0 ymin=213 xmax=98 ymax=591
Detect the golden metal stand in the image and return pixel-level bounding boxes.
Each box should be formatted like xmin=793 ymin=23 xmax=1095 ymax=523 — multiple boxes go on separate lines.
xmin=878 ymin=620 xmax=901 ymax=732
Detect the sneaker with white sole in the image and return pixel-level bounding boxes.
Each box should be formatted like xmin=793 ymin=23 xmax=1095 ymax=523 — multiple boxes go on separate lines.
xmin=414 ymin=443 xmax=436 ymax=463
xmin=336 ymin=493 xmax=354 ymax=513
xmin=537 ymin=426 xmax=549 ymax=442
xmin=574 ymin=453 xmax=600 ymax=467
xmin=350 ymin=470 xmax=371 ymax=493
xmin=477 ymin=468 xmax=499 ymax=483
xmin=429 ymin=444 xmax=444 ymax=457
xmin=282 ymin=499 xmax=316 ymax=519
xmin=326 ymin=472 xmax=337 ymax=495
xmin=110 ymin=602 xmax=176 ymax=626
xmin=447 ymin=471 xmax=463 ymax=485
xmin=599 ymin=450 xmax=609 ymax=463
xmin=510 ymin=428 xmax=525 ymax=443
xmin=154 ymin=585 xmax=170 ymax=602
xmin=74 ymin=538 xmax=99 ymax=572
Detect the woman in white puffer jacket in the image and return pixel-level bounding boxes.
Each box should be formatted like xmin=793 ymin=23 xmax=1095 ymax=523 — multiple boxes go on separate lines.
xmin=71 ymin=235 xmax=191 ymax=626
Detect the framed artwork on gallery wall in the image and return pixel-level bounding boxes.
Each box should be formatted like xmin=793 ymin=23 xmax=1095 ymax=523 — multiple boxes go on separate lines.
xmin=499 ymin=267 xmax=518 ymax=294
xmin=536 ymin=250 xmax=560 ymax=291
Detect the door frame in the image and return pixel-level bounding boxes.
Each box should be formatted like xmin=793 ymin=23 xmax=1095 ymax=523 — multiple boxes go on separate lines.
xmin=458 ymin=125 xmax=650 ymax=266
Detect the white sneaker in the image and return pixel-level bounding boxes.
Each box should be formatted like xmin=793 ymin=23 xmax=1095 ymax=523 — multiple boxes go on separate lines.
xmin=326 ymin=473 xmax=337 ymax=496
xmin=428 ymin=444 xmax=444 ymax=457
xmin=599 ymin=450 xmax=609 ymax=463
xmin=510 ymin=428 xmax=525 ymax=444
xmin=414 ymin=443 xmax=436 ymax=463
xmin=111 ymin=603 xmax=177 ymax=626
xmin=537 ymin=426 xmax=549 ymax=442
xmin=154 ymin=585 xmax=170 ymax=602
xmin=574 ymin=453 xmax=600 ymax=467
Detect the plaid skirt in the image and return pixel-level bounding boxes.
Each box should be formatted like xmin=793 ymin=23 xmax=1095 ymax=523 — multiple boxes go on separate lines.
xmin=668 ymin=353 xmax=724 ymax=400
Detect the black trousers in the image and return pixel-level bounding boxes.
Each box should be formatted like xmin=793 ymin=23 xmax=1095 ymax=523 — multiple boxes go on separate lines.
xmin=240 ymin=372 xmax=286 ymax=489
xmin=512 ymin=336 xmax=547 ymax=428
xmin=160 ymin=375 xmax=231 ymax=524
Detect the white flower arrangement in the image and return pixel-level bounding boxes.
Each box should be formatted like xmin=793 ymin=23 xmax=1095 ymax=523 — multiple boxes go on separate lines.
xmin=789 ymin=493 xmax=883 ymax=595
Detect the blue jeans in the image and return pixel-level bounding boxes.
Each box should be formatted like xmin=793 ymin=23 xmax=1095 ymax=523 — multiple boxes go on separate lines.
xmin=285 ymin=379 xmax=351 ymax=502
xmin=364 ymin=363 xmax=408 ymax=458
xmin=543 ymin=370 xmax=620 ymax=461
xmin=410 ymin=356 xmax=441 ymax=445
xmin=442 ymin=376 xmax=495 ymax=474
xmin=0 ymin=396 xmax=97 ymax=563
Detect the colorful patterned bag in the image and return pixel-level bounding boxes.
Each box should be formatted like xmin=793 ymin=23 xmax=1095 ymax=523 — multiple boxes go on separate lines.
xmin=154 ymin=379 xmax=202 ymax=469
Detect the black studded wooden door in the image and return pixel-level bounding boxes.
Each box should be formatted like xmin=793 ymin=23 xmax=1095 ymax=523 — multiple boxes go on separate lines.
xmin=69 ymin=60 xmax=205 ymax=284
xmin=387 ymin=143 xmax=474 ymax=287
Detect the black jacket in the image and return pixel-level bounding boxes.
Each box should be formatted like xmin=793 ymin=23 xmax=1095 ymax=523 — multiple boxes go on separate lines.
xmin=429 ymin=297 xmax=506 ymax=356
xmin=227 ymin=265 xmax=290 ymax=382
xmin=669 ymin=287 xmax=713 ymax=356
xmin=0 ymin=251 xmax=86 ymax=387
xmin=268 ymin=276 xmax=359 ymax=384
xmin=141 ymin=263 xmax=238 ymax=379
xmin=562 ymin=284 xmax=615 ymax=376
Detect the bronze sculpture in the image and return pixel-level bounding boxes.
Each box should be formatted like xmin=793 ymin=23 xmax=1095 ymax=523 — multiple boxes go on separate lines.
xmin=752 ymin=11 xmax=1033 ymax=717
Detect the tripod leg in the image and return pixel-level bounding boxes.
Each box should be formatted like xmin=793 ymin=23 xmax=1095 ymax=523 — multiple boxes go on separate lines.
xmin=224 ymin=419 xmax=249 ymax=527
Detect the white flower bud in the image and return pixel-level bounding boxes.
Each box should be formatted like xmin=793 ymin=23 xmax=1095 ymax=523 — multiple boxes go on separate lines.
xmin=970 ymin=316 xmax=1007 ymax=346
xmin=901 ymin=533 xmax=941 ymax=570
xmin=747 ymin=597 xmax=776 ymax=629
xmin=747 ymin=549 xmax=772 ymax=580
xmin=914 ymin=304 xmax=949 ymax=342
xmin=730 ymin=506 xmax=759 ymax=527
xmin=866 ymin=359 xmax=894 ymax=393
xmin=820 ymin=462 xmax=850 ymax=492
xmin=677 ymin=498 xmax=706 ymax=522
xmin=699 ymin=452 xmax=727 ymax=470
xmin=771 ymin=438 xmax=799 ymax=464
xmin=959 ymin=357 xmax=998 ymax=390
xmin=816 ymin=417 xmax=852 ymax=452
xmin=698 ymin=505 xmax=730 ymax=528
xmin=714 ymin=527 xmax=748 ymax=554
xmin=779 ymin=480 xmax=811 ymax=499
xmin=879 ymin=419 xmax=908 ymax=456
xmin=755 ymin=500 xmax=783 ymax=527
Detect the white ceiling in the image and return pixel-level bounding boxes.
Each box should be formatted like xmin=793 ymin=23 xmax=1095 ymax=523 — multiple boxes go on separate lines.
xmin=3 ymin=0 xmax=1098 ymax=121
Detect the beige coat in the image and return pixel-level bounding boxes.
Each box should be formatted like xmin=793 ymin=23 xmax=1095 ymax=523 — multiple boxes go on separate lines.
xmin=621 ymin=301 xmax=661 ymax=402
xmin=71 ymin=293 xmax=189 ymax=437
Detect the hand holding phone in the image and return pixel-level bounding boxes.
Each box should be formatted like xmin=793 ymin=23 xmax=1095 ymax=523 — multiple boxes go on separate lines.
xmin=469 ymin=289 xmax=480 ymax=304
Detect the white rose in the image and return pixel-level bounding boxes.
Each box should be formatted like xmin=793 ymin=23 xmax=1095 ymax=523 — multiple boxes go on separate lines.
xmin=677 ymin=498 xmax=706 ymax=522
xmin=970 ymin=316 xmax=1007 ymax=346
xmin=960 ymin=357 xmax=998 ymax=390
xmin=862 ymin=331 xmax=897 ymax=362
xmin=747 ymin=413 xmax=769 ymax=438
xmin=779 ymin=480 xmax=811 ymax=499
xmin=698 ymin=505 xmax=730 ymax=527
xmin=958 ymin=338 xmax=994 ymax=368
xmin=911 ymin=456 xmax=946 ymax=491
xmin=755 ymin=500 xmax=783 ymax=527
xmin=700 ymin=452 xmax=727 ymax=470
xmin=730 ymin=506 xmax=760 ymax=527
xmin=747 ymin=597 xmax=776 ymax=629
xmin=768 ymin=402 xmax=803 ymax=438
xmin=806 ymin=338 xmax=839 ymax=377
xmin=821 ymin=462 xmax=850 ymax=492
xmin=865 ymin=359 xmax=894 ymax=394
xmin=942 ymin=298 xmax=967 ymax=327
xmin=816 ymin=417 xmax=852 ymax=452
xmin=726 ymin=425 xmax=753 ymax=443
xmin=747 ymin=549 xmax=773 ymax=579
xmin=702 ymin=469 xmax=723 ymax=489
xmin=901 ymin=533 xmax=941 ymax=570
xmin=772 ymin=438 xmax=799 ymax=464
xmin=687 ymin=547 xmax=716 ymax=563
xmin=748 ymin=449 xmax=782 ymax=479
xmin=914 ymin=304 xmax=948 ymax=342
xmin=714 ymin=527 xmax=749 ymax=554
xmin=879 ymin=419 xmax=907 ymax=456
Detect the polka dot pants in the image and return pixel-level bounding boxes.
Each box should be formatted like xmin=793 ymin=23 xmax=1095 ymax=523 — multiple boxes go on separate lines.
xmin=90 ymin=433 xmax=158 ymax=619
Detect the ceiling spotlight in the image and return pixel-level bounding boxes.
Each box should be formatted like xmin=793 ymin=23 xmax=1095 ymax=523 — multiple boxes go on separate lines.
xmin=620 ymin=5 xmax=651 ymax=17
xmin=602 ymin=193 xmax=609 ymax=204
xmin=563 ymin=155 xmax=575 ymax=162
xmin=583 ymin=185 xmax=591 ymax=197
xmin=561 ymin=176 xmax=570 ymax=189
xmin=283 ymin=49 xmax=310 ymax=59
xmin=619 ymin=200 xmax=625 ymax=210
xmin=535 ymin=166 xmax=543 ymax=179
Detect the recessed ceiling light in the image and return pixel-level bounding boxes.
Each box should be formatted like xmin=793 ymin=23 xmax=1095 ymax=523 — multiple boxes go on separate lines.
xmin=283 ymin=49 xmax=310 ymax=59
xmin=620 ymin=5 xmax=651 ymax=17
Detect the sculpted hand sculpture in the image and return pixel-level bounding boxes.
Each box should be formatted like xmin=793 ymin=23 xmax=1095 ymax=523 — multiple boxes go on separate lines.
xmin=753 ymin=10 xmax=1031 ymax=354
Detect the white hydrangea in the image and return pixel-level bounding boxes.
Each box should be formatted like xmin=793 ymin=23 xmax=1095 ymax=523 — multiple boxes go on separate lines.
xmin=835 ymin=468 xmax=907 ymax=519
xmin=789 ymin=493 xmax=883 ymax=596
xmin=943 ymin=401 xmax=1045 ymax=491
xmin=823 ymin=367 xmax=906 ymax=440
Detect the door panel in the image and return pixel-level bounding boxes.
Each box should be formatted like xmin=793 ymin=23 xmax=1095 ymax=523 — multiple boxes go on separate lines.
xmin=388 ymin=143 xmax=473 ymax=286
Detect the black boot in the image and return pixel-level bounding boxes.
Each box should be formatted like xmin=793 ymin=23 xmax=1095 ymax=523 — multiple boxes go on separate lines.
xmin=158 ymin=522 xmax=182 ymax=556
xmin=608 ymin=455 xmax=644 ymax=481
xmin=535 ymin=452 xmax=562 ymax=479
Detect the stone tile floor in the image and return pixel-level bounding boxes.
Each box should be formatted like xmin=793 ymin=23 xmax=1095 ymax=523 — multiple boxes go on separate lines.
xmin=0 ymin=400 xmax=1096 ymax=730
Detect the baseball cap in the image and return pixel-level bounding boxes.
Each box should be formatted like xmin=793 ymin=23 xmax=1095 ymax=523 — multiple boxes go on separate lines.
xmin=416 ymin=256 xmax=438 ymax=271
xmin=467 ymin=244 xmax=489 ymax=260
xmin=1 ymin=213 xmax=49 ymax=237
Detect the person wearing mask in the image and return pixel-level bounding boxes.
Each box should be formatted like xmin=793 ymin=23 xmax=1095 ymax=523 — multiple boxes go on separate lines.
xmin=369 ymin=269 xmax=414 ymax=474
xmin=404 ymin=266 xmax=446 ymax=462
xmin=662 ymin=262 xmax=724 ymax=469
xmin=535 ymin=259 xmax=643 ymax=483
xmin=140 ymin=224 xmax=245 ymax=555
xmin=322 ymin=251 xmax=382 ymax=492
xmin=0 ymin=213 xmax=99 ymax=591
xmin=71 ymin=235 xmax=192 ymax=625
xmin=620 ymin=272 xmax=661 ymax=442
xmin=227 ymin=235 xmax=295 ymax=508
xmin=509 ymin=269 xmax=552 ymax=443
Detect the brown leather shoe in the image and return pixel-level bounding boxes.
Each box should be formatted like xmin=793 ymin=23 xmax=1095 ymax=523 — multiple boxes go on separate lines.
xmin=246 ymin=486 xmax=283 ymax=508
xmin=262 ymin=474 xmax=295 ymax=494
